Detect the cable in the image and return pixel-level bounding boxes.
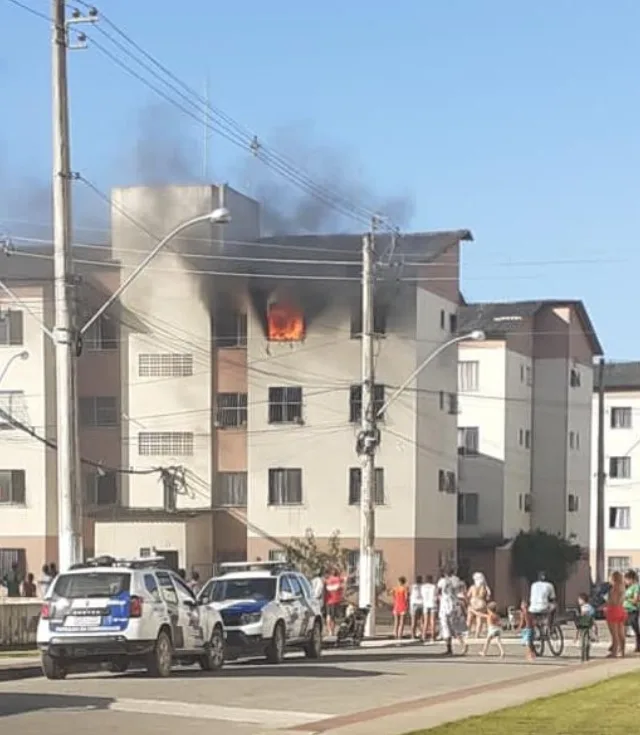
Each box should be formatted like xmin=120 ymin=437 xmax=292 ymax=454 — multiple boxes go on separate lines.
xmin=5 ymin=0 xmax=49 ymax=21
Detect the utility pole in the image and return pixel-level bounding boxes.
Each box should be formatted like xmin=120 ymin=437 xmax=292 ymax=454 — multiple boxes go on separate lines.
xmin=595 ymin=357 xmax=606 ymax=584
xmin=52 ymin=0 xmax=82 ymax=571
xmin=358 ymin=231 xmax=377 ymax=637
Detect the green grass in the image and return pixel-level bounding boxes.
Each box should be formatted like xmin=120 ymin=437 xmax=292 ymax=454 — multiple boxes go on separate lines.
xmin=406 ymin=671 xmax=640 ymax=734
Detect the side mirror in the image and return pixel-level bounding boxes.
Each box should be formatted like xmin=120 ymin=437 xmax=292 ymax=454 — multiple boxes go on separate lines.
xmin=183 ymin=598 xmax=197 ymax=608
xmin=280 ymin=590 xmax=296 ymax=603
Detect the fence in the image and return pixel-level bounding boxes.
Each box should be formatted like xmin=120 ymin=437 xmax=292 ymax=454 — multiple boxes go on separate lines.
xmin=0 ymin=599 xmax=41 ymax=649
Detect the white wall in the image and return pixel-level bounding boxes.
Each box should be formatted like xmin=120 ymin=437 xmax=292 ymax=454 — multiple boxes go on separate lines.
xmin=247 ymin=287 xmax=419 ymax=541
xmin=566 ymin=363 xmax=593 ymax=545
xmin=0 ymin=291 xmax=48 ymax=537
xmin=95 ymin=521 xmax=186 ymax=566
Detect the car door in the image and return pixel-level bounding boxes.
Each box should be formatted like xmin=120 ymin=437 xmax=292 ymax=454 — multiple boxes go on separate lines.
xmin=293 ymin=573 xmax=316 ymax=639
xmin=155 ymin=570 xmax=184 ymax=651
xmin=287 ymin=574 xmax=310 ymax=641
xmin=171 ymin=573 xmax=206 ymax=651
xmin=278 ymin=575 xmax=298 ymax=641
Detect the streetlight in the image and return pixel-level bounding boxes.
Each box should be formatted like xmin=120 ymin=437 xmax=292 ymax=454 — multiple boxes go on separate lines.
xmin=0 ymin=350 xmax=29 ymax=386
xmin=358 ymin=328 xmax=485 ymax=638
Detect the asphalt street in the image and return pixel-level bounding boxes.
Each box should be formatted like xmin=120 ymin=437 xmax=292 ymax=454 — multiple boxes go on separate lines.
xmin=0 ymin=641 xmax=603 ymax=735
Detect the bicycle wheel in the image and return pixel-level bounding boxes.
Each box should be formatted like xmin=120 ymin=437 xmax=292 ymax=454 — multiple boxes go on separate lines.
xmin=580 ymin=630 xmax=590 ymax=662
xmin=548 ymin=624 xmax=565 ymax=657
xmin=532 ymin=626 xmax=545 ymax=657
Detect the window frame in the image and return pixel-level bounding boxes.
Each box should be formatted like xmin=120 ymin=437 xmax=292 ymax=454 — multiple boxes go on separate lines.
xmin=457 ymin=426 xmax=479 ymax=456
xmin=609 ymin=456 xmax=631 ymax=480
xmin=215 ymin=392 xmax=248 ymax=428
xmin=0 ymin=470 xmax=26 ymax=505
xmin=84 ymin=315 xmax=117 ymax=351
xmin=138 ymin=431 xmax=195 ymax=457
xmin=348 ymin=466 xmax=385 ymax=505
xmin=608 ymin=506 xmax=631 ymax=530
xmin=79 ymin=396 xmax=118 ymax=428
xmin=217 ymin=472 xmax=248 ymax=507
xmin=268 ymin=386 xmax=303 ymax=424
xmin=349 ymin=384 xmax=385 ymax=423
xmin=458 ymin=360 xmax=479 ymax=392
xmin=268 ymin=467 xmax=303 ymax=506
xmin=85 ymin=471 xmax=118 ymax=507
xmin=138 ymin=353 xmax=194 ymax=378
xmin=611 ymin=407 xmax=632 ymax=430
xmin=215 ymin=311 xmax=248 ymax=349
xmin=457 ymin=492 xmax=479 ymax=525
xmin=0 ymin=310 xmax=24 ymax=346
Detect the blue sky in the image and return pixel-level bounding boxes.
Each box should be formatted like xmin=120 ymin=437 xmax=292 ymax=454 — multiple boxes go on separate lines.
xmin=1 ymin=0 xmax=638 ymax=358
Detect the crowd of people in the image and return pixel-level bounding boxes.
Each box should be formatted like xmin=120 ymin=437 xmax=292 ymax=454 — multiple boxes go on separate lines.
xmin=0 ymin=562 xmax=58 ymax=599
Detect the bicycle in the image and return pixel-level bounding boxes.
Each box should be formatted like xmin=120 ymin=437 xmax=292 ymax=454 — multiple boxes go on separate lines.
xmin=575 ymin=614 xmax=595 ymax=662
xmin=532 ymin=614 xmax=565 ymax=657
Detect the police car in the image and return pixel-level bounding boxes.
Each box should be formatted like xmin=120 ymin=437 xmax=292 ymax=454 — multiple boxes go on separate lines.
xmin=198 ymin=561 xmax=323 ymax=663
xmin=37 ymin=555 xmax=225 ymax=680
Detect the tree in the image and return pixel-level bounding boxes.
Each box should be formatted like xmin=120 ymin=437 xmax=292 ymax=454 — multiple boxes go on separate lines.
xmin=511 ymin=530 xmax=582 ymax=586
xmin=283 ymin=528 xmax=349 ymax=579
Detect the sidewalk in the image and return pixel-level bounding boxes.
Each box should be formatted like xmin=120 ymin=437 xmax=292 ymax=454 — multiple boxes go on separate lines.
xmin=270 ymin=655 xmax=640 ymax=735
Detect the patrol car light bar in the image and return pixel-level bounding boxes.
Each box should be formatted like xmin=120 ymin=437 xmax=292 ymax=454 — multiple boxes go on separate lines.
xmin=72 ymin=555 xmax=170 ymax=570
xmin=218 ymin=561 xmax=294 ymax=575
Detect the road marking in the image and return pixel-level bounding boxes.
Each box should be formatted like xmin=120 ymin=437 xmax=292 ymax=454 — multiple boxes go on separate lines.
xmin=108 ymin=698 xmax=332 ymax=728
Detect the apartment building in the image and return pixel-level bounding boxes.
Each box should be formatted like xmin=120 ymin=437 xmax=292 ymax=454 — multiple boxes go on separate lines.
xmin=1 ymin=183 xmax=472 ymax=585
xmin=456 ymin=300 xmax=601 ymax=595
xmin=591 ymin=361 xmax=640 ymax=575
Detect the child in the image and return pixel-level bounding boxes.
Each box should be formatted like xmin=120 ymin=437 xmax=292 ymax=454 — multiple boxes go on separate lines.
xmin=391 ymin=576 xmax=409 ymax=641
xmin=478 ymin=602 xmax=505 ymax=658
xmin=574 ymin=593 xmax=597 ymax=645
xmin=421 ymin=574 xmax=437 ymax=642
xmin=518 ymin=599 xmax=536 ymax=661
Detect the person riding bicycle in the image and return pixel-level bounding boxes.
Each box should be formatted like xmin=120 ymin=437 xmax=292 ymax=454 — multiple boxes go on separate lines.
xmin=529 ymin=571 xmax=557 ymax=627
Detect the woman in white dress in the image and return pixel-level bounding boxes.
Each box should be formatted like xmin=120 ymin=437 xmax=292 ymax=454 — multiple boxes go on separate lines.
xmin=437 ymin=569 xmax=468 ymax=656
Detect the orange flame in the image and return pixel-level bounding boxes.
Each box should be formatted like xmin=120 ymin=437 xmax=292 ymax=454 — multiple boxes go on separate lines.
xmin=267 ymin=302 xmax=305 ymax=342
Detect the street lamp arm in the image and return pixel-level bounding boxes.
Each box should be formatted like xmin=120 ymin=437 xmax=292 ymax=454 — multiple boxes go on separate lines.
xmin=80 ymin=211 xmax=222 ymax=336
xmin=0 ymin=279 xmax=56 ymax=341
xmin=0 ymin=350 xmax=29 ymax=385
xmin=376 ymin=330 xmax=485 ymax=418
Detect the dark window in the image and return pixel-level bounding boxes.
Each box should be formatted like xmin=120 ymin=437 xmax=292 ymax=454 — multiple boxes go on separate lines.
xmin=457 ymin=493 xmax=479 ymax=525
xmin=84 ymin=315 xmax=117 ymax=351
xmin=611 ymin=407 xmax=632 ymax=429
xmin=85 ymin=471 xmax=118 ymax=506
xmin=350 ymin=304 xmax=387 ymax=338
xmin=0 ymin=311 xmax=24 ymax=346
xmin=447 ymin=392 xmax=458 ymax=415
xmin=609 ymin=506 xmax=631 ymax=530
xmin=268 ymin=468 xmax=303 ymax=505
xmin=568 ymin=494 xmax=580 ymax=513
xmin=439 ymin=391 xmax=444 ymax=410
xmin=0 ymin=470 xmax=26 ymax=504
xmin=525 ymin=429 xmax=531 ymax=449
xmin=349 ymin=384 xmax=385 ymax=423
xmin=570 ymin=367 xmax=581 ymax=388
xmin=440 ymin=310 xmax=446 ymax=329
xmin=218 ymin=472 xmax=247 ymax=506
xmin=438 ymin=469 xmax=456 ymax=494
xmin=449 ymin=312 xmax=458 ymax=334
xmin=52 ymin=572 xmax=130 ymax=599
xmin=215 ymin=311 xmax=248 ymax=348
xmin=268 ymin=386 xmax=303 ymax=424
xmin=609 ymin=457 xmax=631 ymax=479
xmin=155 ymin=570 xmax=179 ymax=604
xmin=79 ymin=396 xmax=118 ymax=427
xmin=144 ymin=574 xmax=161 ymax=602
xmin=348 ymin=467 xmax=384 ymax=505
xmin=457 ymin=427 xmax=479 ymax=455
xmin=216 ymin=393 xmax=248 ymax=427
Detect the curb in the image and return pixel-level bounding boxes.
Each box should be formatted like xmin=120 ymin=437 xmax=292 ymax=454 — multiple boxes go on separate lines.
xmin=0 ymin=661 xmax=41 ymax=682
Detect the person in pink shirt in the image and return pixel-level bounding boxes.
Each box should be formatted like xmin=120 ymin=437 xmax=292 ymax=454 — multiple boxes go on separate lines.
xmin=324 ymin=568 xmax=344 ymax=635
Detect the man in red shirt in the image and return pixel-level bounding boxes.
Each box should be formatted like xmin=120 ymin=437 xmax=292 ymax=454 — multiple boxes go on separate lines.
xmin=324 ymin=567 xmax=344 ymax=636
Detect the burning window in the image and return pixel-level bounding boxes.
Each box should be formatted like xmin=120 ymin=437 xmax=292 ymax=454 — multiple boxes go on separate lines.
xmin=267 ymin=302 xmax=305 ymax=342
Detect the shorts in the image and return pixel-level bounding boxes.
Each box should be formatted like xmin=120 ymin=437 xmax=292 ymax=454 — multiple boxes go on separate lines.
xmin=605 ymin=605 xmax=627 ymax=625
xmin=423 ymin=606 xmax=436 ymax=614
xmin=410 ymin=603 xmax=422 ymax=615
xmin=393 ymin=606 xmax=408 ymax=616
xmin=326 ymin=604 xmax=340 ymax=619
xmin=487 ymin=626 xmax=501 ymax=639
xmin=521 ymin=627 xmax=533 ymax=644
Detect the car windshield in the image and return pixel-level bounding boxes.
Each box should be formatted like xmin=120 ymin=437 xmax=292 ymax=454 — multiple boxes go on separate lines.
xmin=205 ymin=577 xmax=276 ymax=602
xmin=52 ymin=572 xmax=131 ymax=599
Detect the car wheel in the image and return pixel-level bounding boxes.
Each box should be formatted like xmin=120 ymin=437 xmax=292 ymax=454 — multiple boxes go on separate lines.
xmin=304 ymin=620 xmax=323 ymax=659
xmin=200 ymin=626 xmax=225 ymax=672
xmin=41 ymin=653 xmax=67 ymax=680
xmin=146 ymin=630 xmax=173 ymax=678
xmin=109 ymin=656 xmax=129 ymax=674
xmin=266 ymin=622 xmax=285 ymax=664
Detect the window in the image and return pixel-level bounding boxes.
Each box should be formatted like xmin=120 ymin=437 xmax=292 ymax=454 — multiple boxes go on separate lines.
xmin=609 ymin=506 xmax=631 ymax=530
xmin=457 ymin=493 xmax=479 ymax=525
xmin=611 ymin=407 xmax=632 ymax=430
xmin=525 ymin=429 xmax=531 ymax=449
xmin=519 ymin=493 xmax=533 ymax=513
xmin=447 ymin=392 xmax=458 ymax=415
xmin=449 ymin=312 xmax=458 ymax=334
xmin=439 ymin=391 xmax=445 ymax=410
xmin=268 ymin=549 xmax=287 ymax=562
xmin=438 ymin=469 xmax=456 ymax=493
xmin=218 ymin=472 xmax=247 ymax=506
xmin=0 ymin=470 xmax=26 ymax=504
xmin=84 ymin=315 xmax=117 ymax=351
xmin=85 ymin=471 xmax=118 ymax=506
xmin=609 ymin=457 xmax=631 ymax=479
xmin=440 ymin=310 xmax=446 ymax=329
xmin=568 ymin=494 xmax=580 ymax=513
xmin=350 ymin=304 xmax=387 ymax=338
xmin=144 ymin=574 xmax=162 ymax=603
xmin=215 ymin=311 xmax=248 ymax=348
xmin=519 ymin=429 xmax=523 ymax=446
xmin=520 ymin=364 xmax=525 ymax=383
xmin=138 ymin=353 xmax=194 ymax=378
xmin=608 ymin=556 xmax=632 ymax=575
xmin=79 ymin=396 xmax=118 ymax=427
xmin=570 ymin=367 xmax=581 ymax=388
xmin=0 ymin=311 xmax=24 ymax=346
xmin=268 ymin=387 xmax=303 ymax=424
xmin=458 ymin=427 xmax=479 ymax=455
xmin=458 ymin=361 xmax=479 ymax=392
xmin=349 ymin=384 xmax=385 ymax=423
xmin=268 ymin=468 xmax=303 ymax=505
xmin=348 ymin=467 xmax=385 ymax=505
xmin=156 ymin=570 xmax=179 ymax=605
xmin=138 ymin=432 xmax=194 ymax=456
xmin=346 ymin=549 xmax=384 ymax=586
xmin=0 ymin=391 xmax=27 ymax=428
xmin=526 ymin=366 xmax=532 ymax=386
xmin=216 ymin=392 xmax=248 ymax=428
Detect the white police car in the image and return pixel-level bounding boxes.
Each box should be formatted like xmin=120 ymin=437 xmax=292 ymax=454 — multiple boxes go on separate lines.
xmin=37 ymin=556 xmax=225 ymax=680
xmin=198 ymin=561 xmax=323 ymax=663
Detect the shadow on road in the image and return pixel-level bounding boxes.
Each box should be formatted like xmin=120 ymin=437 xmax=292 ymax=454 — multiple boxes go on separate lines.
xmin=116 ymin=662 xmax=388 ymax=680
xmin=315 ymin=651 xmax=568 ymax=667
xmin=0 ymin=693 xmax=115 ymax=718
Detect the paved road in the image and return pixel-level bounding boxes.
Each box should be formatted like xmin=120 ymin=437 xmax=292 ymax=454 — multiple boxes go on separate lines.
xmin=0 ymin=643 xmax=607 ymax=735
